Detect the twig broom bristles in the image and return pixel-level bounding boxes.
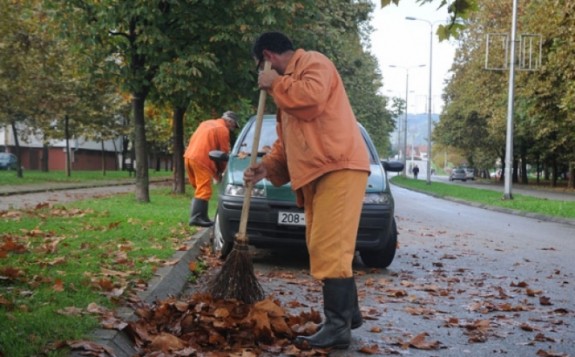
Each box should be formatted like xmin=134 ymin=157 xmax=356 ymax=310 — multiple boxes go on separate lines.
xmin=207 ymin=62 xmax=271 ymax=304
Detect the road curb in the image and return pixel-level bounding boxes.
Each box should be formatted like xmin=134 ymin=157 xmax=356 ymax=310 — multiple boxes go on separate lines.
xmin=70 ymin=227 xmax=212 ymax=357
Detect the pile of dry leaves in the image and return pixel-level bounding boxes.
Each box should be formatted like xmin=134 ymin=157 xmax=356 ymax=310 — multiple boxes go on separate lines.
xmin=124 ymin=293 xmax=326 ymax=356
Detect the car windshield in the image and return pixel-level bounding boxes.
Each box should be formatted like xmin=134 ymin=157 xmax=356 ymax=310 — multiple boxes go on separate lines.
xmin=0 ymin=153 xmax=11 ymax=162
xmin=234 ymin=119 xmax=278 ymax=156
xmin=234 ymin=118 xmax=378 ymax=164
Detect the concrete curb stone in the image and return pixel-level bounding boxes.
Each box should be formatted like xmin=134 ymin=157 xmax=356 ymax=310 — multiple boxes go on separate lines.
xmin=70 ymin=227 xmax=212 ymax=357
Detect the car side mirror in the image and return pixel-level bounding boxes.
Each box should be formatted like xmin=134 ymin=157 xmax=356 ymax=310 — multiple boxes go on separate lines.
xmin=208 ymin=150 xmax=229 ymax=162
xmin=382 ymin=160 xmax=404 ymax=173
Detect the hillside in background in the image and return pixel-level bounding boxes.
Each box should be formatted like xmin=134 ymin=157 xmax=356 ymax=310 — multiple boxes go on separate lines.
xmin=390 ymin=113 xmax=440 ymax=148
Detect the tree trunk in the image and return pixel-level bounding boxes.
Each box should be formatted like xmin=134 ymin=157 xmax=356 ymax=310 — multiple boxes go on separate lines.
xmin=10 ymin=120 xmax=23 ymax=178
xmin=569 ymin=162 xmax=574 ymax=189
xmin=172 ymin=106 xmax=186 ymax=194
xmin=551 ymin=160 xmax=558 ymax=187
xmin=42 ymin=143 xmax=49 ymax=172
xmin=101 ymin=140 xmax=106 ymax=176
xmin=65 ymin=115 xmax=71 ymax=177
xmin=520 ymin=148 xmax=528 ymax=184
xmin=512 ymin=158 xmax=519 ymax=183
xmin=133 ymin=93 xmax=150 ymax=202
xmin=535 ymin=158 xmax=540 ymax=184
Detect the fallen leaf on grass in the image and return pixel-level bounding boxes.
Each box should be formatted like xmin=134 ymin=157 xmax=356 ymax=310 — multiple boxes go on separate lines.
xmin=57 ymin=306 xmax=83 ymax=316
xmin=52 ymin=279 xmax=65 ymax=292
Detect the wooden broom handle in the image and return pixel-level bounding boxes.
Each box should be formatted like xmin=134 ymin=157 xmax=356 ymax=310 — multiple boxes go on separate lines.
xmin=236 ymin=61 xmax=271 ymax=242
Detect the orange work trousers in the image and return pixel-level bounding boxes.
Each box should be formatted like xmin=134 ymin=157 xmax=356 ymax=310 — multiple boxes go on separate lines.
xmin=301 ymin=169 xmax=368 ymax=280
xmin=185 ymin=158 xmax=213 ymax=201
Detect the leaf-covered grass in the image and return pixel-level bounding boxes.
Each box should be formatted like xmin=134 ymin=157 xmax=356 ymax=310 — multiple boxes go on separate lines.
xmin=391 ymin=176 xmax=575 ymax=219
xmin=0 ymin=169 xmax=172 ymax=186
xmin=0 ymin=187 xmax=202 ymax=357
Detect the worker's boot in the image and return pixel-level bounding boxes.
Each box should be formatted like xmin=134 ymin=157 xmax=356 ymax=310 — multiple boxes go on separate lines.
xmin=189 ymin=198 xmax=213 ymax=227
xmin=315 ymin=278 xmax=362 ymax=330
xmin=294 ymin=278 xmax=354 ymax=349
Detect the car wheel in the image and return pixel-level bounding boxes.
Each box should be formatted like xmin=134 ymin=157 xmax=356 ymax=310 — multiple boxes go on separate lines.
xmin=359 ymin=219 xmax=398 ymax=268
xmin=212 ymin=212 xmax=233 ymax=259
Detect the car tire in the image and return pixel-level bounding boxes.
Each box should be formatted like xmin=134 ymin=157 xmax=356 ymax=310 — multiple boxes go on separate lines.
xmin=359 ymin=219 xmax=398 ymax=268
xmin=212 ymin=212 xmax=233 ymax=259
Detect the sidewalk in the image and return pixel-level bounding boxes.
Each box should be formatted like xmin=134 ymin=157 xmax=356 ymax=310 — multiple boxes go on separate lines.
xmin=0 ymin=177 xmax=169 ymax=196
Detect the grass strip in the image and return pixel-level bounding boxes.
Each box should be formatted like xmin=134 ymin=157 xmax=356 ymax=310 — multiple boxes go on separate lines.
xmin=0 ymin=186 xmax=203 ymax=357
xmin=391 ymin=176 xmax=575 ymax=220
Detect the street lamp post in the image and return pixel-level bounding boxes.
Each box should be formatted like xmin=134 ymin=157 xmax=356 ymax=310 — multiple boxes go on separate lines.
xmin=406 ymin=16 xmax=443 ymax=185
xmin=389 ymin=64 xmax=425 ymax=176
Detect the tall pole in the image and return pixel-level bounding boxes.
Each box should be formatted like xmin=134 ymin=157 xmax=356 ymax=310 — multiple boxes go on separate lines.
xmin=403 ymin=71 xmax=409 ymax=175
xmin=389 ymin=64 xmax=425 ymax=175
xmin=406 ymin=17 xmax=442 ymax=185
xmin=503 ymin=0 xmax=518 ymax=200
xmin=426 ymin=23 xmax=433 ymax=185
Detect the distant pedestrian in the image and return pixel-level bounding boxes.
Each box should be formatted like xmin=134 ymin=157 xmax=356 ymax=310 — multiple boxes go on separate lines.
xmin=413 ymin=165 xmax=420 ymax=179
xmin=184 ymin=111 xmax=239 ymax=227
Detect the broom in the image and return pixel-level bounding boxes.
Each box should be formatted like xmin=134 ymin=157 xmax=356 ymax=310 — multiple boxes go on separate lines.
xmin=207 ymin=61 xmax=271 ymax=304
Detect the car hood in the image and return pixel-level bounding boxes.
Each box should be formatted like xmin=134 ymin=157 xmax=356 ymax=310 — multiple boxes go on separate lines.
xmin=226 ymin=154 xmax=387 ymax=200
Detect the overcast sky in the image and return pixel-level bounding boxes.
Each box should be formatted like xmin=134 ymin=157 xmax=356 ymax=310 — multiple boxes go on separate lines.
xmin=370 ymin=0 xmax=459 ymax=114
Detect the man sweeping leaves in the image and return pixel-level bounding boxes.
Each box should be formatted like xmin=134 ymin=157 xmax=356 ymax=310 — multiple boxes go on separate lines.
xmin=244 ymin=31 xmax=370 ymax=350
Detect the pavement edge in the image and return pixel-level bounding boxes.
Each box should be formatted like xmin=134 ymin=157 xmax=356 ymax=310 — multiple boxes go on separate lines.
xmin=71 ymin=227 xmax=212 ymax=357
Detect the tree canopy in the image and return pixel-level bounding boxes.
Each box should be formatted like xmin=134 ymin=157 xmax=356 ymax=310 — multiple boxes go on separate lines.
xmin=2 ymin=0 xmax=396 ymax=198
xmin=434 ymin=0 xmax=575 ymax=186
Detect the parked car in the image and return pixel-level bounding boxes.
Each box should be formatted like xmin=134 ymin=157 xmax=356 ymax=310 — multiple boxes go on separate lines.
xmin=464 ymin=167 xmax=475 ymax=180
xmin=449 ymin=168 xmax=467 ymax=182
xmin=0 ymin=152 xmax=17 ymax=170
xmin=208 ymin=114 xmax=404 ymax=268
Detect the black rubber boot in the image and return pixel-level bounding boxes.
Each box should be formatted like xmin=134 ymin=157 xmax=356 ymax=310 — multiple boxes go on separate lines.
xmin=316 ymin=278 xmax=362 ymax=330
xmin=351 ymin=278 xmax=363 ymax=329
xmin=295 ymin=278 xmax=354 ymax=349
xmin=189 ymin=198 xmax=213 ymax=227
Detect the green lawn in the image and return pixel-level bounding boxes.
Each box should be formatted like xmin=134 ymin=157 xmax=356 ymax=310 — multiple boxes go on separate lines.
xmin=0 ymin=180 xmax=211 ymax=357
xmin=391 ymin=175 xmax=575 ymax=220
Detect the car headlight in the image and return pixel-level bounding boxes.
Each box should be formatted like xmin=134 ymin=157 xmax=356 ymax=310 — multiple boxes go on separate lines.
xmin=224 ymin=184 xmax=266 ymax=198
xmin=363 ymin=192 xmax=392 ymax=205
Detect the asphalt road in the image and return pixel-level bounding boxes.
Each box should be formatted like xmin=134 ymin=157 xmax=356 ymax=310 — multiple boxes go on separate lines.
xmin=190 ymin=184 xmax=575 ymax=356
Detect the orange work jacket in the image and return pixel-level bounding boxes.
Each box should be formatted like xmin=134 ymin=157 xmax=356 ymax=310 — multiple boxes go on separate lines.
xmin=184 ymin=118 xmax=230 ymax=176
xmin=262 ymin=49 xmax=370 ymax=197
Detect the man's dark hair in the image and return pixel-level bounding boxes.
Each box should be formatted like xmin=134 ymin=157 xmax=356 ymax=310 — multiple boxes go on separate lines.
xmin=252 ymin=32 xmax=294 ymax=61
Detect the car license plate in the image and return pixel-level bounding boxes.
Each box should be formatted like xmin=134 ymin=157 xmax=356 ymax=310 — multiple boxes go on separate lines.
xmin=278 ymin=211 xmax=306 ymax=226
